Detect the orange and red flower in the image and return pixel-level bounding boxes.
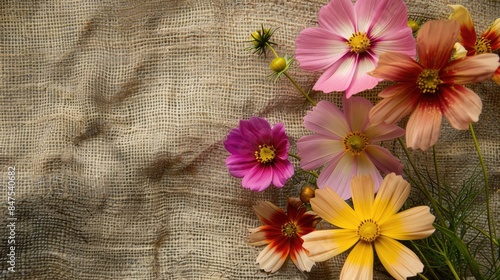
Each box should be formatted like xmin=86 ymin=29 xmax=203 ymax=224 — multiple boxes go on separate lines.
xmin=248 ymin=198 xmax=317 ymax=273
xmin=369 ymin=20 xmax=499 ymax=151
xmin=449 ymin=5 xmax=500 ymax=85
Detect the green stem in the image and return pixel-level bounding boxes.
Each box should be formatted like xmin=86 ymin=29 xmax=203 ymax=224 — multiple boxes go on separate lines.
xmin=431 ymin=238 xmax=461 ymax=280
xmin=301 ymin=170 xmax=319 ymax=178
xmin=469 ymin=123 xmax=496 ymax=264
xmin=266 ymin=43 xmax=317 ymax=106
xmin=444 ymin=259 xmax=461 ymax=280
xmin=411 ymin=241 xmax=439 ymax=280
xmin=417 ymin=273 xmax=430 ymax=280
xmin=397 ymin=138 xmax=446 ymax=227
xmin=283 ymin=72 xmax=317 ymax=106
xmin=288 ymin=152 xmax=301 ymax=161
xmin=432 ymin=145 xmax=442 ymax=205
xmin=463 ymin=220 xmax=500 ymax=246
xmin=266 ymin=43 xmax=279 ymax=58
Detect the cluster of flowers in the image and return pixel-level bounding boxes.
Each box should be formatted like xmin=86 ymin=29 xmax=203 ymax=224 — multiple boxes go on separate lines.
xmin=224 ymin=0 xmax=499 ymax=279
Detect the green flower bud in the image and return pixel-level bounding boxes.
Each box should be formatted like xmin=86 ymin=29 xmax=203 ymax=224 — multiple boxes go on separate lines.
xmin=270 ymin=57 xmax=287 ymax=73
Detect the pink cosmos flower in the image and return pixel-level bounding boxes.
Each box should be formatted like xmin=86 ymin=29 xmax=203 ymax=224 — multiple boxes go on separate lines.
xmin=248 ymin=198 xmax=317 ymax=273
xmin=369 ymin=20 xmax=500 ymax=151
xmin=295 ymin=0 xmax=415 ymax=98
xmin=224 ymin=117 xmax=294 ymax=191
xmin=297 ymin=97 xmax=405 ymax=199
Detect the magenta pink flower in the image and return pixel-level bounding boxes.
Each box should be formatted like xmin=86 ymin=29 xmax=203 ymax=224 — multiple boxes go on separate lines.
xmin=224 ymin=117 xmax=294 ymax=191
xmin=297 ymin=97 xmax=404 ymax=199
xmin=369 ymin=20 xmax=500 ymax=151
xmin=295 ymin=0 xmax=415 ymax=97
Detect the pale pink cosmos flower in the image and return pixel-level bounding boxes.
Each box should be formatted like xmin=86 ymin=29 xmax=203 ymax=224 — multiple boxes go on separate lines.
xmin=295 ymin=0 xmax=415 ymax=98
xmin=369 ymin=20 xmax=500 ymax=151
xmin=224 ymin=117 xmax=294 ymax=191
xmin=297 ymin=97 xmax=405 ymax=199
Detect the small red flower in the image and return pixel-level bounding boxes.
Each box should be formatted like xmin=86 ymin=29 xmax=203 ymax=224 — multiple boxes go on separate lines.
xmin=248 ymin=198 xmax=317 ymax=273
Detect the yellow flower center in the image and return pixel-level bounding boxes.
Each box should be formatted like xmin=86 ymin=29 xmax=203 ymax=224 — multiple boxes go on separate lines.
xmin=281 ymin=222 xmax=297 ymax=237
xmin=357 ymin=219 xmax=380 ymax=242
xmin=255 ymin=144 xmax=276 ymax=164
xmin=417 ymin=69 xmax=443 ymax=94
xmin=343 ymin=132 xmax=369 ymax=155
xmin=474 ymin=37 xmax=492 ymax=54
xmin=346 ymin=32 xmax=371 ymax=54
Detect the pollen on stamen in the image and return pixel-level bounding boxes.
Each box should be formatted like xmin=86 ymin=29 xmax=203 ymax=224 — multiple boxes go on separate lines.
xmin=255 ymin=144 xmax=276 ymax=164
xmin=343 ymin=132 xmax=369 ymax=155
xmin=346 ymin=31 xmax=371 ymax=54
xmin=357 ymin=219 xmax=380 ymax=242
xmin=417 ymin=69 xmax=443 ymax=94
xmin=474 ymin=37 xmax=492 ymax=54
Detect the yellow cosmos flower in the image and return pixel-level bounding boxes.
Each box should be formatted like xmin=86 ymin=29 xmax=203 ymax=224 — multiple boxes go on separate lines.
xmin=302 ymin=173 xmax=435 ymax=280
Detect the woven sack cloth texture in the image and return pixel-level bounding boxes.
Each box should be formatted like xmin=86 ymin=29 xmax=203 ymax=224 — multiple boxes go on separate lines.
xmin=0 ymin=0 xmax=499 ymax=279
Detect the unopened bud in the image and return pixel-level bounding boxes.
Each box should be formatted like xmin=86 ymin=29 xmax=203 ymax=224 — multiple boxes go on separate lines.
xmin=270 ymin=57 xmax=287 ymax=73
xmin=300 ymin=185 xmax=316 ymax=204
xmin=407 ymin=19 xmax=420 ymax=33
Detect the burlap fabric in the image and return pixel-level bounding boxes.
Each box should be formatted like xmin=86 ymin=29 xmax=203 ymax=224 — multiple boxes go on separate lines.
xmin=0 ymin=0 xmax=498 ymax=279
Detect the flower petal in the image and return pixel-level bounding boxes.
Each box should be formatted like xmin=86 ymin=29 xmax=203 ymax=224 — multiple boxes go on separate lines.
xmin=302 ymin=100 xmax=349 ymax=139
xmin=417 ymin=20 xmax=459 ymax=69
xmin=295 ymin=27 xmax=350 ymax=71
xmin=355 ymin=153 xmax=383 ymax=194
xmin=381 ymin=206 xmax=435 ymax=240
xmin=242 ymin=164 xmax=274 ymax=191
xmin=357 ymin=0 xmax=409 ymax=40
xmin=440 ymin=85 xmax=482 ymax=130
xmin=256 ymin=238 xmax=289 ymax=273
xmin=448 ymin=5 xmax=477 ymax=50
xmin=252 ymin=201 xmax=286 ymax=225
xmin=344 ymin=55 xmax=381 ymax=97
xmin=364 ymin=122 xmax=405 ymax=142
xmin=343 ymin=95 xmax=373 ymax=132
xmin=297 ymin=135 xmax=344 ymax=170
xmin=239 ymin=117 xmax=272 ymax=144
xmin=248 ymin=227 xmax=269 ymax=246
xmin=405 ymin=102 xmax=442 ymax=151
xmin=369 ymin=52 xmax=422 ymax=82
xmin=350 ymin=175 xmax=375 ymax=220
xmin=374 ymin=236 xmax=424 ymax=279
xmin=441 ymin=53 xmax=500 ymax=85
xmin=317 ymin=152 xmax=356 ymax=199
xmin=369 ymin=84 xmax=420 ymax=125
xmin=313 ymin=54 xmax=357 ymax=93
xmin=492 ymin=66 xmax=500 ymax=86
xmin=289 ymin=243 xmax=315 ymax=272
xmin=372 ymin=173 xmax=411 ymax=225
xmin=301 ymin=229 xmax=359 ymax=262
xmin=271 ymin=159 xmax=294 ymax=188
xmin=340 ymin=241 xmax=374 ymax=280
xmin=225 ymin=154 xmax=258 ymax=178
xmin=318 ymin=0 xmax=355 ymax=38
xmin=310 ymin=187 xmax=359 ymax=230
xmin=365 ymin=145 xmax=403 ymax=175
xmin=373 ymin=30 xmax=416 ymax=58
xmin=482 ymin=18 xmax=500 ymax=50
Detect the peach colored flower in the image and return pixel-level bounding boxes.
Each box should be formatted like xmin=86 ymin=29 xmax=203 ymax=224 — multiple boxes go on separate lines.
xmin=302 ymin=173 xmax=435 ymax=280
xmin=369 ymin=20 xmax=499 ymax=151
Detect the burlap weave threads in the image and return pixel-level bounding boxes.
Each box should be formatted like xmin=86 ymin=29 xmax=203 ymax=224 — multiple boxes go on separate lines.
xmin=0 ymin=0 xmax=498 ymax=279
